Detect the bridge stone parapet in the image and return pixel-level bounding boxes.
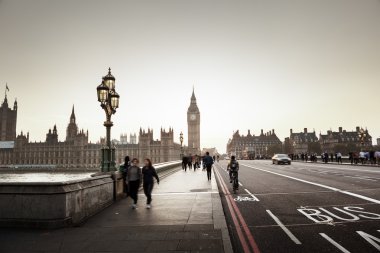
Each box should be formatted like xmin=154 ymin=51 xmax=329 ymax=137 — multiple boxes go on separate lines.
xmin=0 ymin=161 xmax=181 ymax=228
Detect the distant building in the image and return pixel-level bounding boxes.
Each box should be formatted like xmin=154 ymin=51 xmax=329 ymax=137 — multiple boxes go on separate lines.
xmin=287 ymin=128 xmax=319 ymax=155
xmin=377 ymin=138 xmax=380 ymax=146
xmin=226 ymin=129 xmax=282 ymax=159
xmin=319 ymin=127 xmax=372 ymax=154
xmin=187 ymin=88 xmax=201 ymax=155
xmin=0 ymin=94 xmax=17 ymax=142
xmin=0 ymin=101 xmax=181 ymax=168
xmin=120 ymin=134 xmax=128 ymax=144
xmin=130 ymin=133 xmax=137 ymax=144
xmin=202 ymin=148 xmax=219 ymax=156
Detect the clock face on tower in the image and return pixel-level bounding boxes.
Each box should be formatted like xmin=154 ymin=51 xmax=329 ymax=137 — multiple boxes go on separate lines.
xmin=190 ymin=114 xmax=196 ymax=121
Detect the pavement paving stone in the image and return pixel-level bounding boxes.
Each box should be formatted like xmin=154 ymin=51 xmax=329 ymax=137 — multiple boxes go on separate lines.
xmin=145 ymin=240 xmax=180 ymax=251
xmin=177 ymin=239 xmax=223 ymax=251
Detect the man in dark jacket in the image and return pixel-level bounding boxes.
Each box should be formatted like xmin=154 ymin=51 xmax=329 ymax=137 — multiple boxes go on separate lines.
xmin=182 ymin=156 xmax=188 ymax=171
xmin=204 ymin=152 xmax=214 ymax=181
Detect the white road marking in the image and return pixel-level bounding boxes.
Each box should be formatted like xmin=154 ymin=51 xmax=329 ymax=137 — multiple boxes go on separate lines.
xmin=344 ymin=175 xmax=377 ymax=181
xmin=244 ymin=189 xmax=260 ymax=201
xmin=138 ymin=192 xmax=219 ymax=196
xmin=239 ymin=182 xmax=243 ymax=186
xmin=242 ymin=164 xmax=380 ymax=204
xmin=320 ymin=233 xmax=350 ymax=253
xmin=356 ymin=231 xmax=380 ymax=250
xmin=266 ymin=210 xmax=302 ymax=245
xmin=358 ymin=175 xmax=380 ymax=180
xmin=294 ymin=163 xmax=380 ymax=174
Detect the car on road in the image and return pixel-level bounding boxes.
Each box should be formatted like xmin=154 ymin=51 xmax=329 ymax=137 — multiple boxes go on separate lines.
xmin=272 ymin=154 xmax=291 ymax=165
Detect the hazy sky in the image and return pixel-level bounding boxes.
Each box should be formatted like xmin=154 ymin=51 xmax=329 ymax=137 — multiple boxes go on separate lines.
xmin=0 ymin=0 xmax=379 ymax=153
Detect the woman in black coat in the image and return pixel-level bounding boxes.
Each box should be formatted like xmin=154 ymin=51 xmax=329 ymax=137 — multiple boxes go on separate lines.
xmin=142 ymin=159 xmax=159 ymax=209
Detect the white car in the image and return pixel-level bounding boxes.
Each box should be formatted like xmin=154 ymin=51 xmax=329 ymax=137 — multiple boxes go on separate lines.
xmin=272 ymin=154 xmax=291 ymax=165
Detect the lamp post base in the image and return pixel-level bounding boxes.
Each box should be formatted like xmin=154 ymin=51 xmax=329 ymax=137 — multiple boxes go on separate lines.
xmin=100 ymin=146 xmax=116 ymax=172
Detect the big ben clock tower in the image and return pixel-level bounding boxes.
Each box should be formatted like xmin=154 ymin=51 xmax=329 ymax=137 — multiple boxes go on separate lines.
xmin=187 ymin=88 xmax=200 ymax=154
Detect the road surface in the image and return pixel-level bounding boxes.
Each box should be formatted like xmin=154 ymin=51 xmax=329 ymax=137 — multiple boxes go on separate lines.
xmin=214 ymin=160 xmax=380 ymax=253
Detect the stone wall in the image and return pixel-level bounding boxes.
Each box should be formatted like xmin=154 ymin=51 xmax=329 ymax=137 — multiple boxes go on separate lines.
xmin=0 ymin=175 xmax=113 ymax=228
xmin=0 ymin=161 xmax=181 ymax=228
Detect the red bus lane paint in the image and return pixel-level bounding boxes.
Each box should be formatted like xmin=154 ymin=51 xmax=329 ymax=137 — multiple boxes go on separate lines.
xmin=216 ymin=168 xmax=261 ymax=253
xmin=214 ymin=167 xmax=251 ymax=253
xmin=214 ymin=165 xmax=261 ymax=253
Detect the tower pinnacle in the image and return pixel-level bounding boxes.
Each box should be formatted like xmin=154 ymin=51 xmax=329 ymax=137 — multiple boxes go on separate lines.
xmin=70 ymin=105 xmax=76 ymax=123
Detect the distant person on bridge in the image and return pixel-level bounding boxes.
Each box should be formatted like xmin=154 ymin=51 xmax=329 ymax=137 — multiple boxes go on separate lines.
xmin=337 ymin=152 xmax=342 ymax=164
xmin=127 ymin=158 xmax=142 ymax=209
xmin=187 ymin=156 xmax=192 ymax=172
xmin=142 ymin=159 xmax=159 ymax=209
xmin=204 ymin=152 xmax=214 ymax=181
xmin=182 ymin=156 xmax=187 ymax=171
xmin=193 ymin=155 xmax=200 ymax=171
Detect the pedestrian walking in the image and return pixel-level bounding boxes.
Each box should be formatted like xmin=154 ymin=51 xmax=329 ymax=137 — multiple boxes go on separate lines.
xmin=182 ymin=156 xmax=187 ymax=171
xmin=126 ymin=158 xmax=142 ymax=209
xmin=142 ymin=159 xmax=159 ymax=209
xmin=204 ymin=152 xmax=214 ymax=181
xmin=337 ymin=152 xmax=342 ymax=164
xmin=193 ymin=155 xmax=199 ymax=171
xmin=120 ymin=156 xmax=131 ymax=195
xmin=187 ymin=156 xmax=192 ymax=172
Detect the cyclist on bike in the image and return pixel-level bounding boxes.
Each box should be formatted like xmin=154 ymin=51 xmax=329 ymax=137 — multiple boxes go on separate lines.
xmin=227 ymin=156 xmax=239 ymax=184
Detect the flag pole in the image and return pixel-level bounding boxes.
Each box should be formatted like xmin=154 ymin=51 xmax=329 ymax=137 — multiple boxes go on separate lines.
xmin=5 ymin=83 xmax=9 ymax=98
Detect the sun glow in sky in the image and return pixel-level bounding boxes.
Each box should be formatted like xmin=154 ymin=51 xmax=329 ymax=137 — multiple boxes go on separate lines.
xmin=0 ymin=0 xmax=379 ymax=153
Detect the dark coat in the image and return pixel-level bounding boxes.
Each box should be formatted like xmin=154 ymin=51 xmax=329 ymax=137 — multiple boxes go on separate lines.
xmin=142 ymin=166 xmax=159 ymax=184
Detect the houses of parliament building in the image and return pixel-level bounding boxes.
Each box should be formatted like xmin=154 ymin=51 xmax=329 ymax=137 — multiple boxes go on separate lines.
xmin=0 ymin=89 xmax=201 ymax=169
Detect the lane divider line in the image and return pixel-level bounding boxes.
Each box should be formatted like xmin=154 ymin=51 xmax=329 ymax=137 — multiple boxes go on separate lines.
xmin=319 ymin=233 xmax=350 ymax=253
xmin=244 ymin=189 xmax=260 ymax=201
xmin=343 ymin=175 xmax=377 ymax=182
xmin=292 ymin=163 xmax=380 ymax=174
xmin=266 ymin=210 xmax=301 ymax=245
xmin=214 ymin=165 xmax=261 ymax=253
xmin=356 ymin=231 xmax=380 ymax=251
xmin=239 ymin=182 xmax=243 ymax=187
xmin=242 ymin=164 xmax=380 ymax=205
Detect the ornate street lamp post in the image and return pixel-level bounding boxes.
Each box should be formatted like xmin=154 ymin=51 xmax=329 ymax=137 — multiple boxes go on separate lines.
xmin=96 ymin=68 xmax=120 ymax=172
xmin=358 ymin=127 xmax=367 ymax=152
xmin=180 ymin=132 xmax=184 ymax=159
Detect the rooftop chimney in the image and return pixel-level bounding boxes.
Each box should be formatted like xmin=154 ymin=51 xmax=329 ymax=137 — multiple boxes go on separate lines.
xmin=272 ymin=129 xmax=275 ymax=135
xmin=261 ymin=129 xmax=264 ymax=135
xmin=290 ymin=129 xmax=293 ymax=135
xmin=356 ymin=126 xmax=360 ymax=132
xmin=304 ymin=128 xmax=307 ymax=133
xmin=339 ymin=127 xmax=342 ymax=133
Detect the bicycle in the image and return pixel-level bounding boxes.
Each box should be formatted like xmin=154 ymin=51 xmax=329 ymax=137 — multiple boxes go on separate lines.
xmin=231 ymin=170 xmax=239 ymax=193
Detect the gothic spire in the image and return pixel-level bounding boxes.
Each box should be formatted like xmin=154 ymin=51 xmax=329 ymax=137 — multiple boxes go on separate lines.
xmin=191 ymin=86 xmax=196 ymax=101
xmin=70 ymin=105 xmax=76 ymax=123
